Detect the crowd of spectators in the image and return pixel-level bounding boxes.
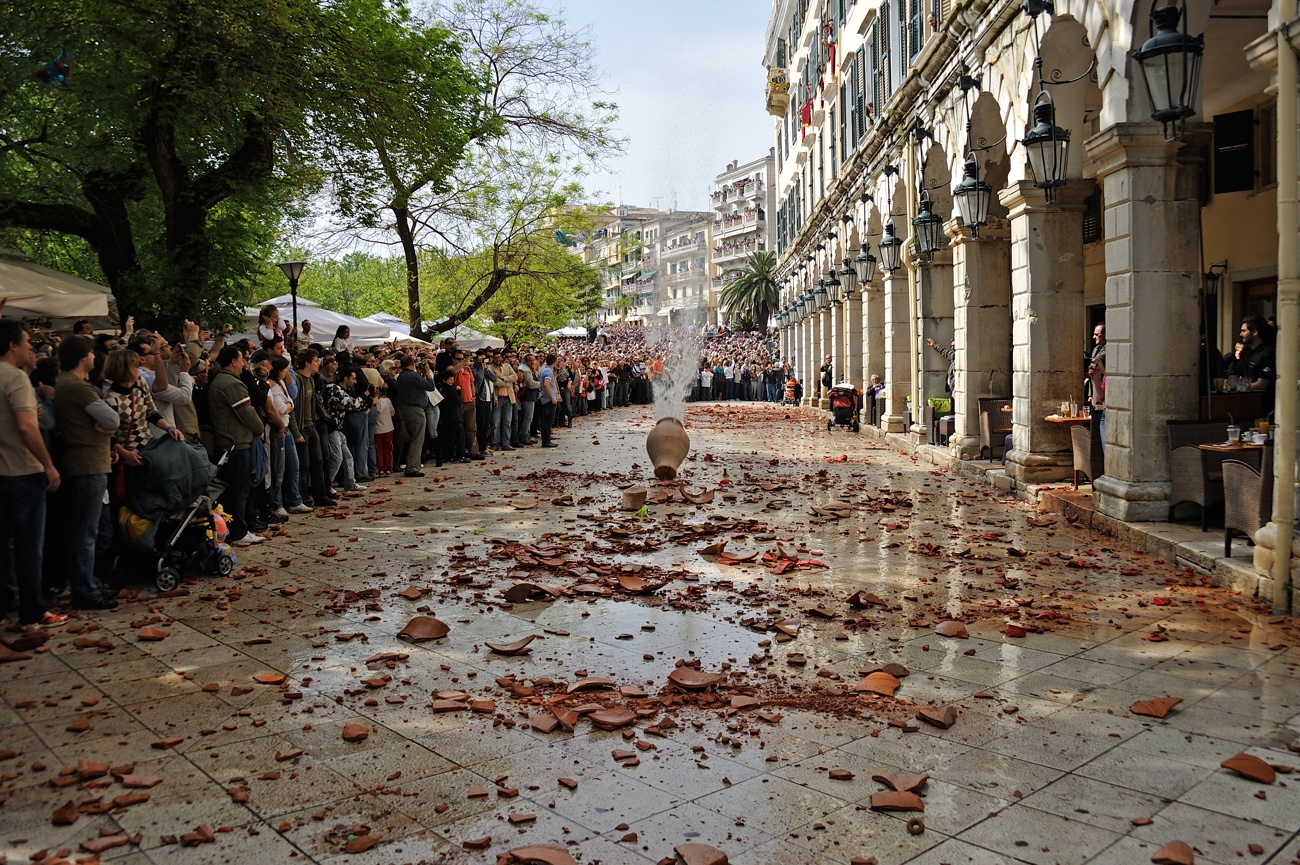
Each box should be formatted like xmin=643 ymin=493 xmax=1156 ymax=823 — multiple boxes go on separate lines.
xmin=0 ymin=311 xmax=788 ymax=630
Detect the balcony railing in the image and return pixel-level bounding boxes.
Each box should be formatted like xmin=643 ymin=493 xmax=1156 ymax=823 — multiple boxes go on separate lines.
xmin=710 ymin=181 xmax=765 ymax=205
xmin=713 ymin=238 xmax=766 ymax=260
xmin=660 ymin=238 xmax=703 ymax=255
xmin=712 ymin=209 xmax=766 ymax=237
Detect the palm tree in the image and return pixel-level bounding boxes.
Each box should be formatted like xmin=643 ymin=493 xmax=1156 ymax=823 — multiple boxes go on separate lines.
xmin=719 ymin=250 xmax=779 ymax=331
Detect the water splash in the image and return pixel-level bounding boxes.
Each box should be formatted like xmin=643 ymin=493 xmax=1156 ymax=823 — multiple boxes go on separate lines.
xmin=647 ymin=312 xmax=705 ymax=422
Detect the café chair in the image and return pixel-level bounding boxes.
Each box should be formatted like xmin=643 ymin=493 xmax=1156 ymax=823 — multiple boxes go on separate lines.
xmin=1070 ymin=422 xmax=1104 ymax=490
xmin=1166 ymin=420 xmax=1231 ymax=529
xmin=1223 ymin=445 xmax=1273 ymax=557
xmin=977 ymin=397 xmax=1012 ymax=461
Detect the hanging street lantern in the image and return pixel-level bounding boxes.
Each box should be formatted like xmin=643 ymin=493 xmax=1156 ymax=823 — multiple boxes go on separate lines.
xmin=1022 ymin=92 xmax=1070 ymax=199
xmin=838 ymin=257 xmax=858 ymax=298
xmin=878 ymin=221 xmax=904 ymax=273
xmin=912 ymin=193 xmax=945 ymax=258
xmin=953 ymin=153 xmax=994 ymax=234
xmin=1133 ymin=2 xmax=1204 ymax=139
xmin=854 ymin=242 xmax=877 ymax=285
xmin=825 ymin=271 xmax=842 ymax=304
xmin=813 ymin=279 xmax=829 ymax=310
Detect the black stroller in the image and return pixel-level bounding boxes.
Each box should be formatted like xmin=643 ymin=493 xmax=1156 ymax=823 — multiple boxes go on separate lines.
xmin=111 ymin=435 xmax=236 ymax=592
xmin=826 ymin=383 xmax=861 ymax=432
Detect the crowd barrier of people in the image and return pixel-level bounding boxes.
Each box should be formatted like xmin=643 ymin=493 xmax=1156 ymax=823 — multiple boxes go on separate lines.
xmin=0 ymin=313 xmax=786 ymax=630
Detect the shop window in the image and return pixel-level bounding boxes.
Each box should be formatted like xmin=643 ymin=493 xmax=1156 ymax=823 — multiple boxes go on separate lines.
xmin=1213 ymin=109 xmax=1254 ymax=194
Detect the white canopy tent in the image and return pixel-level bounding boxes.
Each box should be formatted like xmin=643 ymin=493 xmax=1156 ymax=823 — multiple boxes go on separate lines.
xmin=246 ymin=296 xmax=391 ymax=345
xmin=364 ymin=312 xmax=410 ymax=336
xmin=433 ymin=325 xmax=504 ymax=351
xmin=546 ymin=325 xmax=588 ymax=338
xmin=0 ymin=249 xmax=116 ymax=331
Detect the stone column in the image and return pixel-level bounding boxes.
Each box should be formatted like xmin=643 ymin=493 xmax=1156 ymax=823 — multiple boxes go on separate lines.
xmin=882 ymin=270 xmax=911 ymax=433
xmin=999 ymin=180 xmax=1094 ymax=484
xmin=863 ymin=286 xmax=885 ymax=398
xmin=818 ymin=305 xmax=833 ymax=408
xmin=802 ymin=313 xmax=814 ymax=406
xmin=1086 ymin=123 xmax=1205 ymax=520
xmin=946 ymin=218 xmax=1013 ymax=458
xmin=844 ymin=293 xmax=863 ymax=389
xmin=913 ymin=248 xmax=955 ymax=444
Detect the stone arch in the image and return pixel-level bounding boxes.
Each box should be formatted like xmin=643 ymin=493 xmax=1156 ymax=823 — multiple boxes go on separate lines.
xmin=920 ymin=142 xmax=953 ymax=217
xmin=1027 ymin=15 xmax=1100 ymax=181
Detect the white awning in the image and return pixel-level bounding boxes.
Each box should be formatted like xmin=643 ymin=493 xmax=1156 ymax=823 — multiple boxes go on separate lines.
xmin=0 ymin=249 xmax=114 ymax=328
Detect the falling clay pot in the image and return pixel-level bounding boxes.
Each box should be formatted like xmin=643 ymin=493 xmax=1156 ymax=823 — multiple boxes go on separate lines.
xmin=646 ymin=417 xmax=690 ymax=480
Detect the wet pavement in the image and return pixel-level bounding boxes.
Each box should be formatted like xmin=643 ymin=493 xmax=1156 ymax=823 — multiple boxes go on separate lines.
xmin=2 ymin=402 xmax=1299 ymax=865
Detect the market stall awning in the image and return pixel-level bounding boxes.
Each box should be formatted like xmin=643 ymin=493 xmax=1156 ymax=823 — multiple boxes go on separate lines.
xmin=248 ymin=296 xmax=391 ymax=344
xmin=0 ymin=249 xmax=115 ymax=330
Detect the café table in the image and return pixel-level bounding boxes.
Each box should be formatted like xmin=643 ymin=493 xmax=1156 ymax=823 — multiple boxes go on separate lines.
xmin=1044 ymin=414 xmax=1091 ymax=426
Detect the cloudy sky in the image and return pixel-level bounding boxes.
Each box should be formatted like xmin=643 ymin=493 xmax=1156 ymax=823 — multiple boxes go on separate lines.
xmin=547 ymin=0 xmax=775 ymax=213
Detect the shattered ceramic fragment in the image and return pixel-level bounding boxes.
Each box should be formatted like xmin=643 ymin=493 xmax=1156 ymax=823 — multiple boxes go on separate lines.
xmin=674 ymin=842 xmax=730 ymax=865
xmin=485 ymin=635 xmax=537 ymax=656
xmin=397 ymin=616 xmax=450 ymax=642
xmin=51 ymin=799 xmax=79 ymax=825
xmin=1130 ymin=697 xmax=1183 ymax=719
xmin=916 ymin=705 xmax=958 ymax=729
xmin=565 ymin=677 xmax=616 ymax=693
xmin=120 ymin=774 xmax=164 ymax=788
xmin=871 ymin=772 xmax=929 ymax=793
xmin=462 ymin=836 xmax=491 ymax=850
xmin=1220 ymin=753 xmax=1275 ymax=784
xmin=668 ymin=668 xmax=726 ymax=690
xmin=828 ymin=768 xmax=855 ymax=780
xmin=252 ymin=672 xmax=287 ymax=685
xmin=501 ymin=845 xmax=579 ymax=865
xmin=1151 ymin=840 xmax=1195 ymax=864
xmin=869 ymin=790 xmax=925 ymax=812
xmin=589 ymin=707 xmax=636 ymax=730
xmin=530 ymin=713 xmax=560 ymax=734
xmin=934 ymin=620 xmax=969 ymax=639
xmin=345 ymin=833 xmax=381 ymax=853
xmin=341 ymin=724 xmax=369 ymax=742
xmin=137 ymin=627 xmax=170 ymax=641
xmin=855 ymin=672 xmax=901 ymax=697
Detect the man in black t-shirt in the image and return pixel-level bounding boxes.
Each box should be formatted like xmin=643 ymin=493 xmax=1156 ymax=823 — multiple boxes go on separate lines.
xmin=1235 ymin=315 xmax=1276 ymax=406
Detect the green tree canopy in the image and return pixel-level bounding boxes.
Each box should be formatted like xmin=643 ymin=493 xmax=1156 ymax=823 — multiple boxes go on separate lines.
xmin=720 ymin=251 xmax=779 ymax=330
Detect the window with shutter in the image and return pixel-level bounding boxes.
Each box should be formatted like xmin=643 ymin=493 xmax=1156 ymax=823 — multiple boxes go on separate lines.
xmin=880 ymin=5 xmax=892 ymax=102
xmin=855 ymin=49 xmax=868 ymax=140
xmin=909 ymin=0 xmax=921 ymax=61
xmin=830 ymin=104 xmax=838 ymax=179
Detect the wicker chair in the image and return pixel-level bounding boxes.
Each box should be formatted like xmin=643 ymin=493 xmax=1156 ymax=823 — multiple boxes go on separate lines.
xmin=978 ymin=397 xmax=1012 ymax=461
xmin=1070 ymin=422 xmax=1104 ymax=489
xmin=1167 ymin=420 xmax=1232 ymax=529
xmin=1223 ymin=446 xmax=1273 ymax=557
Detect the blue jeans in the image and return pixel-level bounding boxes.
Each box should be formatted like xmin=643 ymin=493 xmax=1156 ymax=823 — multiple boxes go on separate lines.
xmin=218 ymin=449 xmax=252 ymax=541
xmin=65 ymin=473 xmax=109 ymax=605
xmin=423 ymin=402 xmax=440 ymax=443
xmin=766 ymin=383 xmax=780 ymax=402
xmin=516 ymin=399 xmax=535 ymax=443
xmin=493 ymin=397 xmax=514 ymax=449
xmin=281 ymin=430 xmax=303 ymax=507
xmin=0 ymin=473 xmax=49 ymax=624
xmin=344 ymin=412 xmax=368 ymax=480
xmin=326 ymin=429 xmax=356 ymax=489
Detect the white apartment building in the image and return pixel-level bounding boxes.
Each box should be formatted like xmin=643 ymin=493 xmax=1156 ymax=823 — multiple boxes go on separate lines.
xmin=710 ymin=151 xmax=777 ymax=325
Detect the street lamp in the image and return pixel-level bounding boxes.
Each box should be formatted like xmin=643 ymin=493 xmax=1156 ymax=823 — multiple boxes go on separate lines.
xmin=912 ymin=192 xmax=945 ymax=258
xmin=1022 ymin=93 xmax=1071 ymax=199
xmin=1133 ymin=2 xmax=1204 ymax=139
xmin=276 ymin=260 xmax=307 ymax=331
xmin=813 ymin=279 xmax=828 ymax=311
xmin=878 ymin=221 xmax=904 ymax=273
xmin=854 ymin=243 xmax=877 ymax=286
xmin=838 ymin=257 xmax=858 ymax=298
xmin=953 ymin=153 xmax=994 ymax=233
xmin=825 ymin=271 xmax=842 ymax=304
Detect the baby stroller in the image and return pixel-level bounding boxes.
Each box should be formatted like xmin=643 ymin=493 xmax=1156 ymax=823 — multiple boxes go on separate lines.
xmin=783 ymin=376 xmax=803 ymax=406
xmin=826 ymin=383 xmax=861 ymax=432
xmin=111 ymin=435 xmax=236 ymax=592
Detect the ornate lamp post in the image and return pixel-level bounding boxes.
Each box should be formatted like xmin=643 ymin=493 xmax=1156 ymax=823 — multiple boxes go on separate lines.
xmin=276 ymin=260 xmax=307 ymax=331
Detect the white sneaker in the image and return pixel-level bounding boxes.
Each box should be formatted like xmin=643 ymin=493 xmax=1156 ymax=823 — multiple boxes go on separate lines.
xmin=272 ymin=507 xmax=290 ymax=519
xmin=232 ymin=532 xmax=265 ymax=545
xmin=287 ymin=503 xmax=313 ymax=514
xmin=347 ymin=484 xmax=368 ymax=492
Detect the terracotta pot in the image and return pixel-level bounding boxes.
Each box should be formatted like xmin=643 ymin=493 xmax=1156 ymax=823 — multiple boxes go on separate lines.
xmin=646 ymin=417 xmax=690 ymax=480
xmin=620 ymin=487 xmax=648 ymax=511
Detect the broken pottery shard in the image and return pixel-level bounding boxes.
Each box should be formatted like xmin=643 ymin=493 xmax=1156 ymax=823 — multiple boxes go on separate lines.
xmin=1220 ymin=752 xmax=1275 ymax=784
xmin=668 ymin=668 xmax=727 ymax=690
xmin=699 ymin=540 xmax=727 ymax=557
xmin=502 ymin=583 xmax=549 ymax=603
xmin=530 ymin=713 xmax=560 ymax=734
xmin=341 ymin=723 xmax=369 ymax=742
xmin=558 ymin=777 xmax=578 ymax=790
xmin=463 ymin=836 xmax=492 ymax=850
xmin=1151 ymin=840 xmax=1195 ymax=865
xmin=1131 ymin=696 xmax=1183 ymax=719
xmin=120 ymin=774 xmax=164 ymax=788
xmin=468 ymin=698 xmax=496 ymax=713
xmin=860 ymin=662 xmax=910 ymax=678
xmin=855 ymin=672 xmax=901 ymax=697
xmin=431 ymin=699 xmax=468 ymax=712
xmin=828 ymin=768 xmax=855 ymax=780
xmin=502 ymin=845 xmax=580 ymax=865
xmin=80 ymin=835 xmax=131 ymax=854
xmin=274 ymin=748 xmax=304 ymax=762
xmin=616 ymin=574 xmax=652 ymax=593
xmin=786 ymin=653 xmax=807 ymax=667
xmin=934 ymin=620 xmax=969 ymax=638
xmin=565 ymin=677 xmax=616 ymax=694
xmin=65 ymin=715 xmax=90 ymax=733
xmin=507 ymin=812 xmax=537 ymax=825
xmin=916 ymin=705 xmax=958 ymax=729
xmin=674 ymin=842 xmax=730 ymax=865
xmin=679 ymin=485 xmax=716 ymax=505
xmin=869 ymin=790 xmax=925 ymax=812
xmin=484 ymin=635 xmax=537 ymax=656
xmin=1004 ymin=623 xmax=1028 ymax=638
xmin=345 ymin=833 xmax=381 ymax=853
xmin=137 ymin=627 xmax=170 ymax=641
xmin=730 ymin=695 xmax=761 ymax=710
xmin=511 ymin=498 xmax=540 ymax=510
xmin=848 ymin=591 xmax=888 ymax=609
xmin=871 ymin=772 xmax=929 ymax=793
xmin=0 ymin=643 xmax=33 ymax=662
xmin=589 ymin=707 xmax=637 ymax=730
xmin=397 ymin=616 xmax=450 ymax=642
xmin=553 ymin=708 xmax=579 ymax=732
xmin=78 ymin=759 xmax=110 ymax=778
xmin=252 ymin=672 xmax=287 ymax=685
xmin=151 ymin=736 xmax=184 ymax=750
xmin=51 ymin=799 xmax=79 ymax=825
xmin=397 ymin=586 xmax=426 ymax=600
